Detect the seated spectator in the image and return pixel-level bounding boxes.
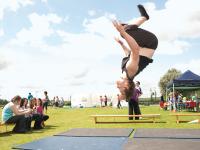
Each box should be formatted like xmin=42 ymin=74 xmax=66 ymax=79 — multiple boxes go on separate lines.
xmin=29 ymin=97 xmax=37 ymax=111
xmin=36 ymin=98 xmax=49 ymax=127
xmin=18 ymin=98 xmax=32 ymax=129
xmin=19 ymin=98 xmax=28 ymax=110
xmin=29 ymin=97 xmax=44 ymax=129
xmin=163 ymin=102 xmax=169 ymax=110
xmin=1 ymin=95 xmax=32 ymax=133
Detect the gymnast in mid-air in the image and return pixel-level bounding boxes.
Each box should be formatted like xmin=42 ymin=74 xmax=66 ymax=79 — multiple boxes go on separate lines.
xmin=113 ymin=4 xmax=158 ymax=100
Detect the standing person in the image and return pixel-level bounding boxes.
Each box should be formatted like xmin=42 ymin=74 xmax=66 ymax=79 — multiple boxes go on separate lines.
xmin=104 ymin=95 xmax=108 ymax=107
xmin=160 ymin=95 xmax=165 ymax=109
xmin=27 ymin=92 xmax=33 ymax=107
xmin=196 ymin=95 xmax=200 ymax=112
xmin=113 ymin=4 xmax=158 ymax=101
xmin=60 ymin=97 xmax=65 ymax=107
xmin=43 ymin=91 xmax=49 ymax=114
xmin=1 ymin=95 xmax=32 ymax=133
xmin=99 ymin=96 xmax=103 ymax=107
xmin=117 ymin=94 xmax=122 ymax=109
xmin=135 ymin=81 xmax=142 ymax=96
xmin=55 ymin=96 xmax=59 ymax=107
xmin=128 ymin=82 xmax=142 ymax=120
xmin=52 ymin=96 xmax=56 ymax=107
xmin=135 ymin=81 xmax=142 ymax=114
xmin=177 ymin=93 xmax=183 ymax=111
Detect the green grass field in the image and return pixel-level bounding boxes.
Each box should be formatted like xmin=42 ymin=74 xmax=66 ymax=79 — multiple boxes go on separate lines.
xmin=0 ymin=105 xmax=200 ymax=150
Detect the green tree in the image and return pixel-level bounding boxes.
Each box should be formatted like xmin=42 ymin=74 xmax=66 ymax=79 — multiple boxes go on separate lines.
xmin=159 ymin=68 xmax=182 ymax=95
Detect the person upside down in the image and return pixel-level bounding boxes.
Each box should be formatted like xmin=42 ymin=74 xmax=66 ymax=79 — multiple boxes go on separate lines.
xmin=113 ymin=4 xmax=158 ymax=101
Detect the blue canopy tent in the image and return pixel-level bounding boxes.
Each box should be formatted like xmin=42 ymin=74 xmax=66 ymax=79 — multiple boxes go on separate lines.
xmin=167 ymin=70 xmax=200 ymax=90
xmin=166 ymin=70 xmax=200 ymax=105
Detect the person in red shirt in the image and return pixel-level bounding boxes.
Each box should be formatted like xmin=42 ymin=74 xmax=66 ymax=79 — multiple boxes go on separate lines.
xmin=36 ymin=98 xmax=49 ymax=127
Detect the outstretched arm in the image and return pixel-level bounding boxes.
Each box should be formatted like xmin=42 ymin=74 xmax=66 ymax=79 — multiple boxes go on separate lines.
xmin=113 ymin=20 xmax=139 ymax=58
xmin=114 ymin=37 xmax=130 ymax=56
xmin=113 ymin=20 xmax=139 ymax=75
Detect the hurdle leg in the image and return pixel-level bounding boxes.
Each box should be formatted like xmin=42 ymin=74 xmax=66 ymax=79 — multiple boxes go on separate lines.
xmin=153 ymin=117 xmax=156 ymax=123
xmin=176 ymin=116 xmax=179 ymax=123
xmin=94 ymin=117 xmax=97 ymax=124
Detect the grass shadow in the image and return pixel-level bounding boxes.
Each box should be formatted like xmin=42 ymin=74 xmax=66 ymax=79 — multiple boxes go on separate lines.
xmin=28 ymin=125 xmax=59 ymax=134
xmin=0 ymin=131 xmax=13 ymax=137
xmin=0 ymin=125 xmax=59 ymax=135
xmin=44 ymin=125 xmax=58 ymax=129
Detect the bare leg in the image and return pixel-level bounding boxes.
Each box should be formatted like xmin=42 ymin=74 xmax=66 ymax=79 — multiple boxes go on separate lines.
xmin=124 ymin=4 xmax=149 ymax=28
xmin=124 ymin=16 xmax=147 ymax=31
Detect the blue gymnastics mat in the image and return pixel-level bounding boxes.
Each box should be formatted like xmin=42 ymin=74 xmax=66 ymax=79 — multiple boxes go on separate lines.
xmin=54 ymin=128 xmax=134 ymax=137
xmin=12 ymin=136 xmax=128 ymax=150
xmin=123 ymin=138 xmax=200 ymax=150
xmin=134 ymin=128 xmax=200 ymax=139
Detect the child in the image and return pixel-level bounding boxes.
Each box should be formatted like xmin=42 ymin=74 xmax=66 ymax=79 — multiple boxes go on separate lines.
xmin=36 ymin=98 xmax=49 ymax=127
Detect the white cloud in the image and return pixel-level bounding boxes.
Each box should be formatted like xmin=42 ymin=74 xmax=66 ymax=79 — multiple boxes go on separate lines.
xmin=73 ymin=68 xmax=89 ymax=79
xmin=0 ymin=0 xmax=34 ymax=20
xmin=173 ymin=59 xmax=200 ymax=75
xmin=88 ymin=10 xmax=96 ymax=16
xmin=0 ymin=60 xmax=9 ymax=70
xmin=157 ymin=40 xmax=190 ymax=55
xmin=83 ymin=15 xmax=117 ymax=38
xmin=64 ymin=16 xmax=69 ymax=23
xmin=0 ymin=12 xmax=121 ymax=99
xmin=56 ymin=15 xmax=119 ymax=59
xmin=140 ymin=0 xmax=200 ymax=55
xmin=0 ymin=53 xmax=10 ymax=70
xmin=10 ymin=13 xmax=62 ymax=47
xmin=0 ymin=28 xmax=4 ymax=36
xmin=41 ymin=0 xmax=48 ymax=3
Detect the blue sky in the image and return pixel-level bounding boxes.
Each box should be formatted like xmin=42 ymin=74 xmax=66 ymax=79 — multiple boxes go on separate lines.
xmin=0 ymin=0 xmax=200 ymax=101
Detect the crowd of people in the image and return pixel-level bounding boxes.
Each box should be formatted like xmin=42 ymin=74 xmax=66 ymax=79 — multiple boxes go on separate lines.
xmin=1 ymin=91 xmax=49 ymax=133
xmin=52 ymin=96 xmax=65 ymax=107
xmin=160 ymin=91 xmax=200 ymax=112
xmin=99 ymin=95 xmax=109 ymax=107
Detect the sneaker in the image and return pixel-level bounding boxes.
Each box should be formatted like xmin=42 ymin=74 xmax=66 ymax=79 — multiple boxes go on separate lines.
xmin=137 ymin=4 xmax=149 ymax=20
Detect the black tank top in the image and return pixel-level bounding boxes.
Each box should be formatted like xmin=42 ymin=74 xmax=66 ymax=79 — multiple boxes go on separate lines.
xmin=121 ymin=54 xmax=153 ymax=81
